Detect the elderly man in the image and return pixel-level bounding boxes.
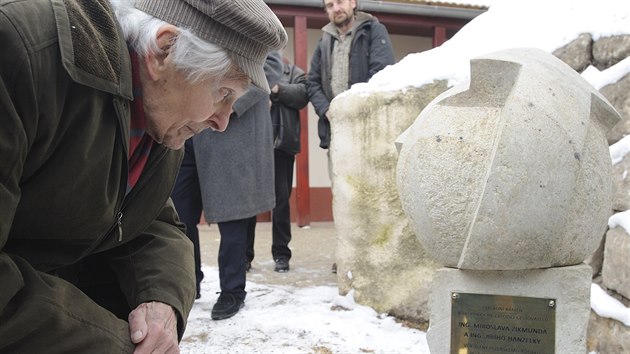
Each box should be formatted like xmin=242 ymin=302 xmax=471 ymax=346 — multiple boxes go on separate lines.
xmin=0 ymin=0 xmax=286 ymax=352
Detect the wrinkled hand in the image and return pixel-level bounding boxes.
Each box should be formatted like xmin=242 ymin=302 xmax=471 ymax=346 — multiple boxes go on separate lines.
xmin=129 ymin=301 xmax=179 ymax=354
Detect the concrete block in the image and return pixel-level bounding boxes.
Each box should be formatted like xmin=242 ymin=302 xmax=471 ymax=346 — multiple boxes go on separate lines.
xmin=427 ymin=264 xmax=592 ymax=353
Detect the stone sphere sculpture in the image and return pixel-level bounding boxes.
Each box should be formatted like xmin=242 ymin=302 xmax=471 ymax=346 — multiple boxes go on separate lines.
xmin=396 ymin=47 xmax=620 ymax=270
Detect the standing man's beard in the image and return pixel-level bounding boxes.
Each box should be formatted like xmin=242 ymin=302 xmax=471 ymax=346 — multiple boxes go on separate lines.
xmin=334 ymin=12 xmax=354 ymax=28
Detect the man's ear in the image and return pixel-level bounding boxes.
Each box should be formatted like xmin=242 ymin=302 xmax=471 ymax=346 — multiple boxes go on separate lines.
xmin=144 ymin=24 xmax=179 ymax=81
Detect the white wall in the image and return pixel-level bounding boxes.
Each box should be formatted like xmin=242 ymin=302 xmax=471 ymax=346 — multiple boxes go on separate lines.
xmin=280 ymin=28 xmax=434 ymax=188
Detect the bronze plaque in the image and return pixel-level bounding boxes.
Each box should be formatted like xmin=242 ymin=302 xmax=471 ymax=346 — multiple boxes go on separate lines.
xmin=451 ymin=292 xmax=555 ymax=354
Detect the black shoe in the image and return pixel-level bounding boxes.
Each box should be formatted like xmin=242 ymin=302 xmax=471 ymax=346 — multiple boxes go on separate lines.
xmin=331 ymin=262 xmax=337 ymax=274
xmin=211 ymin=292 xmax=244 ymax=320
xmin=195 ymin=292 xmax=201 ymax=300
xmin=274 ymin=258 xmax=290 ymax=272
xmin=245 ymin=262 xmax=251 ymax=272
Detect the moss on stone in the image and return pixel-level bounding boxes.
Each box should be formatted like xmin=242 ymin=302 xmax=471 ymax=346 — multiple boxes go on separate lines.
xmin=373 ymin=223 xmax=393 ymax=247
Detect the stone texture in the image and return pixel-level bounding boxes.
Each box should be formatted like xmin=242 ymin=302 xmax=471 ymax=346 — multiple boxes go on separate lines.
xmin=550 ymin=35 xmax=630 ymax=145
xmin=396 ymin=48 xmax=620 ymax=270
xmin=585 ymin=233 xmax=606 ymax=277
xmin=612 ymin=146 xmax=630 ymax=211
xmin=602 ymin=227 xmax=630 ymax=299
xmin=587 ymin=310 xmax=630 ymax=353
xmin=593 ymin=35 xmax=630 ymax=71
xmin=328 ymin=82 xmax=448 ymax=323
xmin=603 ymin=74 xmax=630 ymax=145
xmin=553 ymin=33 xmax=593 ymax=73
xmin=427 ymin=264 xmax=592 ymax=354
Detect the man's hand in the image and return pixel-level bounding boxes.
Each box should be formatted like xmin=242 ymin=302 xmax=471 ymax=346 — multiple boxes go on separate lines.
xmin=129 ymin=301 xmax=180 ymax=354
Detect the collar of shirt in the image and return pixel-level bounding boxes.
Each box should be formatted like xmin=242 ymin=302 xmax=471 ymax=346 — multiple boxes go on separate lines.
xmin=127 ymin=49 xmax=154 ymax=192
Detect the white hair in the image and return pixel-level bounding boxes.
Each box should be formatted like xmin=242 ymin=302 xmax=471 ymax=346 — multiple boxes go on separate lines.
xmin=108 ymin=0 xmax=234 ymax=83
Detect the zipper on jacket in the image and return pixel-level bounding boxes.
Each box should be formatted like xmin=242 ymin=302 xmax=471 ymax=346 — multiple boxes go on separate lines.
xmin=112 ymin=145 xmax=171 ymax=244
xmin=116 ymin=212 xmax=123 ymax=241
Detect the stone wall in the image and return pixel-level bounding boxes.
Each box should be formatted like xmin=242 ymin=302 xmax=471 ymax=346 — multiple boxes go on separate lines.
xmin=556 ymin=34 xmax=630 ymax=353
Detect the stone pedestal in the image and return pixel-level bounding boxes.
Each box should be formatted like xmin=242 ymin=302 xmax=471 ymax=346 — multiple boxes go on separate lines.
xmin=427 ymin=264 xmax=592 ymax=353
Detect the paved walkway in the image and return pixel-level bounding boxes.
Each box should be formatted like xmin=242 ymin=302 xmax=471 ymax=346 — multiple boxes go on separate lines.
xmin=198 ymin=221 xmax=338 ymax=289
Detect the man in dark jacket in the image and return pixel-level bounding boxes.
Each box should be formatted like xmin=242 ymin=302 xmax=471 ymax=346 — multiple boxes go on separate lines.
xmin=171 ymin=51 xmax=283 ymax=321
xmin=0 ymin=0 xmax=286 ymax=352
xmin=255 ymin=59 xmax=309 ymax=273
xmin=307 ymin=0 xmax=395 ymax=149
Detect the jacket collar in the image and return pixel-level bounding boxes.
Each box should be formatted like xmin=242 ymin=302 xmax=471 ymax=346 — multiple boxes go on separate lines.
xmin=52 ymin=0 xmax=133 ymax=100
xmin=322 ymin=11 xmax=373 ymax=38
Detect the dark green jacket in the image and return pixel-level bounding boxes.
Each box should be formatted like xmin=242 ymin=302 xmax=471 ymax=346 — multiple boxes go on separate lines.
xmin=0 ymin=0 xmax=194 ymax=348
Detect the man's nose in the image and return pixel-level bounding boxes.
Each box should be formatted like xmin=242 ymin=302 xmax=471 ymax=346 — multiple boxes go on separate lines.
xmin=212 ymin=108 xmax=232 ymax=132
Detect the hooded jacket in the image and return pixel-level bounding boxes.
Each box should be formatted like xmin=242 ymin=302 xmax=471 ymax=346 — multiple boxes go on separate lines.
xmin=0 ymin=0 xmax=195 ymax=348
xmin=307 ymin=11 xmax=395 ymax=149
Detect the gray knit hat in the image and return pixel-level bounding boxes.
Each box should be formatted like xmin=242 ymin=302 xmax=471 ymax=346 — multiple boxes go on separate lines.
xmin=136 ymin=0 xmax=287 ymax=93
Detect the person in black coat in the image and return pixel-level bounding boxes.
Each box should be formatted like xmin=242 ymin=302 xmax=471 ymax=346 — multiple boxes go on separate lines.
xmin=248 ymin=58 xmax=309 ymax=272
xmin=171 ymin=51 xmax=283 ymax=320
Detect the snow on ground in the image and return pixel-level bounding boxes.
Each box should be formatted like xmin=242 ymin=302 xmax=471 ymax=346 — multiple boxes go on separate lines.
xmin=180 ymin=264 xmax=629 ymax=353
xmin=180 ymin=266 xmax=429 ymax=354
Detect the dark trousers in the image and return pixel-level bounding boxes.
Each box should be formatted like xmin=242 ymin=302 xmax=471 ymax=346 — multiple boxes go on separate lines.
xmin=271 ymin=150 xmax=294 ymax=260
xmin=171 ymin=139 xmax=204 ymax=294
xmin=246 ymin=150 xmax=294 ymax=263
xmin=172 ymin=140 xmax=254 ymax=301
xmin=218 ymin=216 xmax=256 ymax=301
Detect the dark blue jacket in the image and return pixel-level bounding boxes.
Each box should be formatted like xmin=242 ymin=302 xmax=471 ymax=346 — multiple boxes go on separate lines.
xmin=307 ymin=12 xmax=395 ymax=148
